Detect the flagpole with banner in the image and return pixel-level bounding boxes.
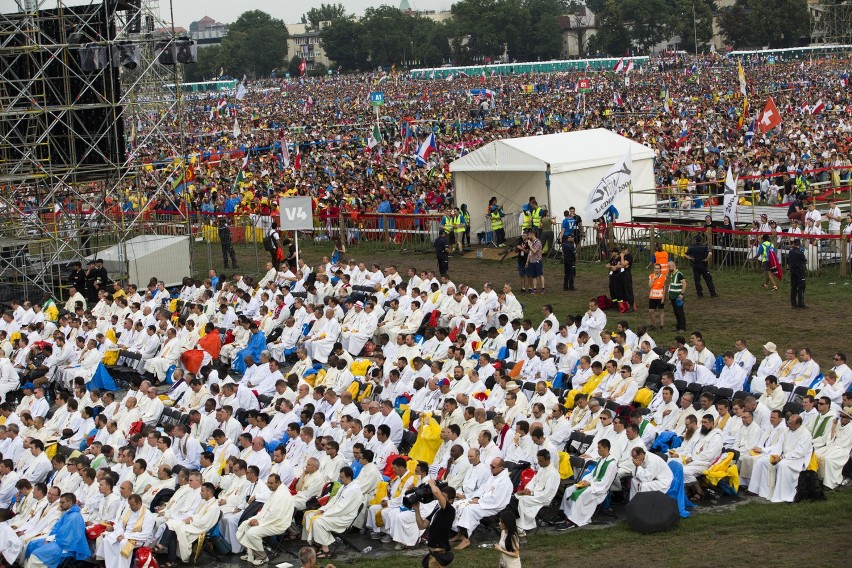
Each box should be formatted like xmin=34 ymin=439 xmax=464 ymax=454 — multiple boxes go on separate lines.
xmin=584 ymin=148 xmax=633 ymax=222
xmin=722 ymin=166 xmax=738 ymax=226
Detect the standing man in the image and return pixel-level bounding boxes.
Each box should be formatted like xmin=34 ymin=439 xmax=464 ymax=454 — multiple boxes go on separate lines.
xmin=524 ymin=229 xmax=544 ymax=295
xmin=434 ymin=230 xmax=450 ymax=278
xmin=489 ymin=198 xmax=506 ymax=247
xmin=667 ymin=261 xmax=687 ymax=333
xmin=562 ymin=235 xmax=577 ymax=291
xmin=452 ymin=207 xmax=466 ymax=254
xmin=413 ymin=477 xmax=455 ymax=568
xmin=825 ymin=198 xmax=842 ymax=256
xmin=788 ymin=238 xmax=807 ymax=309
xmin=218 ymin=216 xmax=238 ymax=269
xmin=685 ymin=234 xmax=717 ymax=298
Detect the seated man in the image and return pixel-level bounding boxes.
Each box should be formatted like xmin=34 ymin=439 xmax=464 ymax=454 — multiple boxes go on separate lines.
xmin=515 ymin=449 xmax=560 ymax=535
xmin=95 ymin=494 xmax=154 ymax=568
xmin=450 ymin=457 xmax=513 ymax=550
xmin=366 ymin=458 xmax=418 ymax=542
xmin=236 ymin=474 xmax=294 ymax=566
xmin=302 ymin=467 xmax=362 ymax=558
xmin=629 ymin=447 xmax=673 ymax=499
xmin=555 ymin=440 xmax=617 ymax=530
xmin=159 ymin=481 xmax=220 ymax=564
xmin=674 ymin=414 xmax=723 ymax=492
xmin=23 ymin=492 xmax=90 ymax=568
xmin=749 ymin=414 xmax=812 ymax=503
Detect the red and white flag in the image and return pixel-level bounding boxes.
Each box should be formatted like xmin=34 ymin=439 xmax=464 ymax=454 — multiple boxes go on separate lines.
xmin=613 ymin=58 xmax=625 ymax=73
xmin=299 ymin=58 xmax=307 ymax=76
xmin=757 ymin=97 xmax=781 ymax=133
xmin=613 ymin=91 xmax=623 ymax=107
xmin=810 ymin=99 xmax=825 ymax=114
xmin=625 ymin=59 xmax=634 ymax=74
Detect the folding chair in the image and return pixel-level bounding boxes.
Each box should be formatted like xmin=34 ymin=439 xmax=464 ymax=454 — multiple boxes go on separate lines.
xmin=327 ymin=503 xmax=365 ymax=557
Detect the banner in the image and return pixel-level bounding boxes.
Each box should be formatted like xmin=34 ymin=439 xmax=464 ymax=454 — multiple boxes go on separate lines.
xmin=585 ymin=148 xmax=632 ymax=220
xmin=723 ymin=166 xmax=738 ymax=224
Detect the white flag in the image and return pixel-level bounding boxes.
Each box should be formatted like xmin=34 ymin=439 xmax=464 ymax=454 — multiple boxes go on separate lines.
xmin=236 ymin=83 xmax=247 ymax=101
xmin=233 ymin=118 xmax=241 ymax=138
xmin=280 ymin=135 xmax=290 ymax=168
xmin=723 ymin=166 xmax=738 ymax=224
xmin=585 ymin=148 xmax=632 ymax=220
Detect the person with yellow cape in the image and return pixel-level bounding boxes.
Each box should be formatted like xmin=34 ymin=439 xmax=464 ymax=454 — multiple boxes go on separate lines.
xmin=409 ymin=412 xmax=441 ymax=464
xmin=366 ymin=457 xmax=418 ymax=542
xmin=95 ymin=494 xmax=155 ymax=568
xmin=555 ymin=440 xmax=617 ymax=530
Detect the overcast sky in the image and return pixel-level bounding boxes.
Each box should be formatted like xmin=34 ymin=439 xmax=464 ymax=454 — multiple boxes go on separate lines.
xmin=0 ymin=1 xmax=455 ymax=28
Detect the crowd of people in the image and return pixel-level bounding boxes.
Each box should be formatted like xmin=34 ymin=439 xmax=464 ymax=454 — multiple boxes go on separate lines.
xmin=0 ymin=243 xmax=849 ymax=567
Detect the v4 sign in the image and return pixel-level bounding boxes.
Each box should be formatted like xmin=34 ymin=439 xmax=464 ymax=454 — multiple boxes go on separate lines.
xmin=279 ymin=196 xmax=313 ymax=230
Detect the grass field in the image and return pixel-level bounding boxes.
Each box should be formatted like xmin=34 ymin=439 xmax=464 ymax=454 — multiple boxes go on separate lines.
xmin=345 ymin=489 xmax=852 ymax=568
xmin=196 ymin=240 xmax=850 ymax=365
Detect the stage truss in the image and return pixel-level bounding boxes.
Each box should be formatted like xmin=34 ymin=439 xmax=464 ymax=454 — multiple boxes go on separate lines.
xmin=0 ymin=0 xmax=191 ymax=303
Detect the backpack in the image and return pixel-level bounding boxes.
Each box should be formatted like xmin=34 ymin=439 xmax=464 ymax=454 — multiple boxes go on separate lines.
xmin=262 ymin=232 xmax=277 ymax=252
xmin=596 ymin=294 xmax=614 ymax=311
xmin=794 ymin=470 xmax=825 ymax=502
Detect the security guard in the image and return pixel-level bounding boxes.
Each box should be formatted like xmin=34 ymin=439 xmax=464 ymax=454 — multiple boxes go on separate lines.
xmin=441 ymin=209 xmax=455 ymax=250
xmin=490 ymin=203 xmax=506 ymax=247
xmin=452 ymin=206 xmax=466 ymax=253
xmin=667 ymin=260 xmax=687 ymax=332
xmin=562 ymin=235 xmax=577 ymax=291
xmin=531 ymin=199 xmax=545 ymax=239
xmin=788 ymin=238 xmax=807 ymax=308
xmin=434 ymin=230 xmax=450 ymax=277
xmin=685 ymin=234 xmax=717 ymax=298
xmin=460 ymin=203 xmax=471 ymax=249
xmin=520 ymin=204 xmax=534 ymax=233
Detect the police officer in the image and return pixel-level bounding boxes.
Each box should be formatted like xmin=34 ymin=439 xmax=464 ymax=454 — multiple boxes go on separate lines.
xmin=489 ymin=199 xmax=506 ymax=247
xmin=562 ymin=235 xmax=577 ymax=291
xmin=434 ymin=230 xmax=450 ymax=277
xmin=218 ymin=216 xmax=238 ymax=269
xmin=685 ymin=234 xmax=717 ymax=298
xmin=788 ymin=238 xmax=807 ymax=309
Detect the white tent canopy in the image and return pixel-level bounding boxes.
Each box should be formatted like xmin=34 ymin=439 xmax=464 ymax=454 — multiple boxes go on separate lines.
xmin=450 ymin=129 xmax=655 ymax=233
xmin=87 ymin=235 xmax=191 ymax=288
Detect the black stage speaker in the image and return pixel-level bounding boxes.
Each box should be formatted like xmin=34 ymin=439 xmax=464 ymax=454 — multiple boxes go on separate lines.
xmin=624 ymin=491 xmax=680 ymax=534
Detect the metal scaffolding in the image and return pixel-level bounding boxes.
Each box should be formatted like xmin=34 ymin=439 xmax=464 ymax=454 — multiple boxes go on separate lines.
xmin=811 ymin=2 xmax=852 ymax=45
xmin=0 ymin=0 xmax=191 ymax=303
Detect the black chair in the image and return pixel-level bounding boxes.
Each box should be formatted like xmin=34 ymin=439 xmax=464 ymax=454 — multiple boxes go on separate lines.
xmin=652 ymin=346 xmax=669 ymax=359
xmin=733 ymin=390 xmax=749 ymax=402
xmin=399 ymin=430 xmax=417 ymax=455
xmin=791 ymin=385 xmax=810 ymax=402
xmin=604 ymin=400 xmax=619 ymax=414
xmin=700 ymin=385 xmax=718 ymax=398
xmin=782 ymin=401 xmax=803 ymax=417
xmin=328 ymin=503 xmax=366 ymax=557
xmin=715 ymin=387 xmax=734 ymax=402
xmin=577 ymin=433 xmax=595 ymax=455
xmin=566 ymin=431 xmax=584 ymax=454
xmin=685 ymin=382 xmax=703 ymax=400
xmin=781 ymin=382 xmax=794 ymax=394
xmin=257 ymin=394 xmax=272 ymax=408
xmin=673 ymin=379 xmax=688 ymax=395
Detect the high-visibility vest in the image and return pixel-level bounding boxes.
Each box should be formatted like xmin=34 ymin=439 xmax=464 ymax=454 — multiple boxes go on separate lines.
xmin=490 ymin=211 xmax=504 ymax=230
xmin=442 ymin=216 xmax=453 ymax=233
xmin=453 ymin=214 xmax=466 ymax=234
xmin=649 ymin=273 xmax=666 ymax=299
xmin=668 ymin=270 xmax=684 ymax=296
xmin=654 ymin=251 xmax=670 ymax=276
xmin=462 ymin=211 xmax=470 ymax=227
xmin=532 ymin=207 xmax=544 ymax=227
xmin=521 ymin=212 xmax=533 ymax=229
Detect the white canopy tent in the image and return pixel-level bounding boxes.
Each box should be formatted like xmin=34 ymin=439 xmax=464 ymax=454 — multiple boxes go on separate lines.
xmin=450 ymin=129 xmax=655 ymax=235
xmin=87 ymin=235 xmax=191 ymax=287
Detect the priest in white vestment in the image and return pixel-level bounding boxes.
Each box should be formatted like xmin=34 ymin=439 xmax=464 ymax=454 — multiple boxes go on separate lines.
xmin=516 ymin=450 xmax=560 ymax=532
xmin=95 ymin=494 xmax=155 ymax=568
xmin=162 ymin=482 xmax=220 ymax=563
xmin=750 ymin=415 xmax=812 ymax=502
xmin=236 ymin=474 xmax=295 ymax=565
xmin=303 ymin=467 xmax=363 ymax=556
xmin=816 ymin=410 xmax=852 ymax=489
xmin=629 ymin=447 xmax=673 ymax=498
xmin=451 ymin=457 xmax=513 ymax=550
xmin=303 ymin=309 xmax=341 ymax=364
xmin=676 ymin=416 xmax=724 ymax=484
xmin=557 ymin=440 xmax=617 ymax=529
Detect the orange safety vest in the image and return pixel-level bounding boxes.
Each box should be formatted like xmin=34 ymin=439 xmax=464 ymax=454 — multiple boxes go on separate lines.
xmin=654 ymin=251 xmax=670 ymax=276
xmin=649 ymin=273 xmax=666 ymax=299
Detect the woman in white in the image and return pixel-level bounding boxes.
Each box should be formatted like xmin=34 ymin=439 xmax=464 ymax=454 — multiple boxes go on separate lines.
xmin=494 ymin=510 xmax=521 ymax=568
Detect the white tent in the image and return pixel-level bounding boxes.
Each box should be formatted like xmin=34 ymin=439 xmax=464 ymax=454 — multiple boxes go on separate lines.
xmin=87 ymin=235 xmax=191 ymax=287
xmin=450 ymin=129 xmax=655 ymax=234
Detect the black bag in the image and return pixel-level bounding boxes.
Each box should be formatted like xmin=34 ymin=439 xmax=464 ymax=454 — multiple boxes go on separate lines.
xmin=794 ymin=470 xmax=825 ymax=502
xmin=262 ymin=233 xmax=277 ymax=252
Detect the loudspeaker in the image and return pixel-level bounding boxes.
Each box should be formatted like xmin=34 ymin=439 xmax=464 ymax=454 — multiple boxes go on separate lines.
xmin=78 ymin=43 xmax=108 ymax=72
xmin=112 ymin=42 xmax=140 ymax=69
xmin=174 ymin=39 xmax=197 ymax=64
xmin=155 ymin=40 xmax=175 ymax=65
xmin=625 ymin=491 xmax=679 ymax=534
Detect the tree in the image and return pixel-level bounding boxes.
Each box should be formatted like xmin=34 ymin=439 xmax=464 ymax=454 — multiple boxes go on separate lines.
xmin=747 ymin=0 xmax=809 ymax=48
xmin=183 ymin=45 xmax=224 ymax=82
xmin=622 ymin=0 xmax=670 ymax=53
xmin=303 ymin=3 xmax=347 ymax=31
xmin=219 ymin=10 xmax=289 ymax=78
xmin=717 ymin=1 xmax=753 ymax=48
xmin=319 ymin=17 xmax=366 ymax=70
xmin=665 ymin=0 xmax=713 ymax=53
xmin=592 ymin=0 xmax=631 ymax=56
xmin=524 ymin=0 xmax=567 ymax=60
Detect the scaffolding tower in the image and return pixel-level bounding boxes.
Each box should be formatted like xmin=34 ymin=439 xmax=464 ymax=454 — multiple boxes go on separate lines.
xmin=0 ymin=0 xmax=191 ymax=303
xmin=812 ymin=2 xmax=852 ymax=45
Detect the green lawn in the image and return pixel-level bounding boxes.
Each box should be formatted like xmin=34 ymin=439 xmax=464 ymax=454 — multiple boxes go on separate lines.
xmin=346 ymin=490 xmax=852 ymax=568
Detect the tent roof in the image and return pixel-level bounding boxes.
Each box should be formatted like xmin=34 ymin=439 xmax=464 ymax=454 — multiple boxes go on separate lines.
xmin=450 ymin=129 xmax=655 ymax=174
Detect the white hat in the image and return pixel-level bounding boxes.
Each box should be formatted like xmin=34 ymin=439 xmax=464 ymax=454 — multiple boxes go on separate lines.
xmin=763 ymin=342 xmax=777 ymax=353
